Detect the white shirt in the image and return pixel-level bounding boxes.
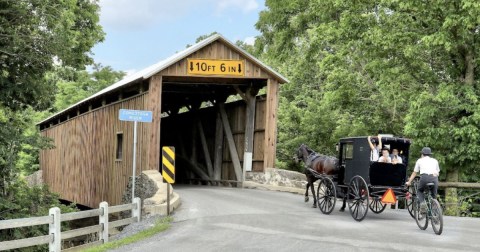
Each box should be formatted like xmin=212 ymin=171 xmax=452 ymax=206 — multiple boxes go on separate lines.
xmin=378 ymin=156 xmax=392 ymax=163
xmin=390 ymin=154 xmax=403 ymax=164
xmin=414 ymin=156 xmax=440 ymax=175
xmin=371 ymin=147 xmax=379 ymax=161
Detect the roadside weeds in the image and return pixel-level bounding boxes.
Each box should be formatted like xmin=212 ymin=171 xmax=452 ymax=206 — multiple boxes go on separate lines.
xmin=82 ymin=216 xmax=173 ymax=252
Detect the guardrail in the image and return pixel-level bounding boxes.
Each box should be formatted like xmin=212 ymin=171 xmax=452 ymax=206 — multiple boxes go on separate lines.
xmin=0 ymin=197 xmax=141 ymax=252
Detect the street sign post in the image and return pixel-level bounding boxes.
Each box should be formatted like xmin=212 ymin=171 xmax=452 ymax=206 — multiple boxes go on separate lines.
xmin=119 ymin=109 xmax=152 ymax=204
xmin=162 ymin=146 xmax=175 ymax=215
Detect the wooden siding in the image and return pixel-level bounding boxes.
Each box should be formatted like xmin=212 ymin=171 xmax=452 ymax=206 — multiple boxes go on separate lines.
xmin=264 ymin=79 xmax=279 ymax=168
xmin=221 ymin=99 xmax=266 ymax=179
xmin=40 ymin=94 xmax=150 ymax=208
xmin=147 ymin=75 xmax=162 ymax=171
xmin=160 ymin=41 xmax=270 ymax=79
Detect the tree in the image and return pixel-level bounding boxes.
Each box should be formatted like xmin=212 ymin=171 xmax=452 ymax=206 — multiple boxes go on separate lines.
xmin=0 ymin=0 xmax=104 ymax=111
xmin=53 ymin=64 xmax=125 ymax=111
xmin=0 ymin=0 xmax=104 ymax=181
xmin=0 ymin=1 xmax=104 ymax=247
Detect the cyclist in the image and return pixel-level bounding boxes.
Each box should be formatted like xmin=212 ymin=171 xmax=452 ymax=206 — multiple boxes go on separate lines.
xmin=405 ymin=147 xmax=440 ymax=213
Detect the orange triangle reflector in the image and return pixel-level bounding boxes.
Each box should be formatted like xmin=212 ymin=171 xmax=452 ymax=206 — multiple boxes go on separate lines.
xmin=381 ymin=188 xmax=397 ymax=204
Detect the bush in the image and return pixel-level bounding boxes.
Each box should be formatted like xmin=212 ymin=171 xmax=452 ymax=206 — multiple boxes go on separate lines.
xmin=0 ymin=179 xmax=77 ymax=251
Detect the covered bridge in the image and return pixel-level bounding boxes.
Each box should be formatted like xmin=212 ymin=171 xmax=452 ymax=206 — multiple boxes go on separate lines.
xmin=38 ymin=34 xmax=288 ymax=208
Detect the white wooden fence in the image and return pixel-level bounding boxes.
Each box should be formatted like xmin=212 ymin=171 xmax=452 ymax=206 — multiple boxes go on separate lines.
xmin=0 ymin=198 xmax=141 ymax=252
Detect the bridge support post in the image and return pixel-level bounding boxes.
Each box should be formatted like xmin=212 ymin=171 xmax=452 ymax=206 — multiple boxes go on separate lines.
xmin=234 ymin=86 xmax=258 ymax=187
xmin=219 ymin=103 xmax=242 ymax=181
xmin=99 ymin=202 xmax=109 ymax=243
xmin=133 ymin=197 xmax=141 ymax=222
xmin=49 ymin=207 xmax=61 ymax=252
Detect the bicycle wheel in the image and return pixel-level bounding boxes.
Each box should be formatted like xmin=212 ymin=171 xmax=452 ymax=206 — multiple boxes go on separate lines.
xmin=430 ymin=199 xmax=443 ymax=235
xmin=414 ymin=200 xmax=428 ymax=230
xmin=406 ymin=177 xmax=420 ymax=219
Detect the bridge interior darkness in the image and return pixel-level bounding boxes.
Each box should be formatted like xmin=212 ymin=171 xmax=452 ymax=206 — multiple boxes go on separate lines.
xmin=160 ymin=76 xmax=268 ymax=185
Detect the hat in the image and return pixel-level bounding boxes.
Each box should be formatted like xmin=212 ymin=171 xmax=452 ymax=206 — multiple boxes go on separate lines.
xmin=421 ymin=147 xmax=432 ymax=155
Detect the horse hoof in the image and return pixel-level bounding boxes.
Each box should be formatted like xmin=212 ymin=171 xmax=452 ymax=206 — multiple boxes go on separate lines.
xmin=312 ymin=204 xmax=317 ymax=208
xmin=305 ymin=196 xmax=309 ymax=202
xmin=339 ymin=208 xmax=345 ymax=212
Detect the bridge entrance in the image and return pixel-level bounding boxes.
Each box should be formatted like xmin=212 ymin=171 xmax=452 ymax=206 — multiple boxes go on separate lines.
xmin=160 ymin=77 xmax=267 ymax=185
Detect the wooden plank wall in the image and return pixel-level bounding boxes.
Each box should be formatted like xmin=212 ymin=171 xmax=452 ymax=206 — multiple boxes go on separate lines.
xmin=160 ymin=41 xmax=270 ymax=79
xmin=147 ymin=76 xmax=162 ymax=171
xmin=40 ymin=94 xmax=150 ymax=208
xmin=222 ymin=98 xmax=267 ymax=179
xmin=264 ymin=79 xmax=279 ymax=168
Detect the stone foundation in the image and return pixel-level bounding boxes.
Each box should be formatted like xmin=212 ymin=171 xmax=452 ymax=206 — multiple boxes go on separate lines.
xmin=25 ymin=170 xmax=43 ymax=187
xmin=246 ymin=168 xmax=307 ymax=189
xmin=122 ymin=170 xmax=181 ymax=216
xmin=244 ymin=168 xmax=310 ymax=194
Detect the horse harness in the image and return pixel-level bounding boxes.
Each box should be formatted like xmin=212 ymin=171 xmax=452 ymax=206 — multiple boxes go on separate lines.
xmin=305 ymin=152 xmax=321 ymax=168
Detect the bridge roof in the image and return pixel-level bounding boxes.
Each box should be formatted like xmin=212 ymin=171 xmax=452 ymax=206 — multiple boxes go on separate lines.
xmin=38 ymin=34 xmax=288 ymax=125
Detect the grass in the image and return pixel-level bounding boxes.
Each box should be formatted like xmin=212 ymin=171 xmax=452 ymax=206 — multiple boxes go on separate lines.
xmin=82 ymin=216 xmax=173 ymax=252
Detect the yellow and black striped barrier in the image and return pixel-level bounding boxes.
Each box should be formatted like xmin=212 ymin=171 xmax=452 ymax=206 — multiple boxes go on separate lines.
xmin=162 ymin=146 xmax=175 ymax=184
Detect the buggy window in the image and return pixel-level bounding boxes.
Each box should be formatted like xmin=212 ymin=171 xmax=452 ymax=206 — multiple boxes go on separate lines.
xmin=343 ymin=143 xmax=354 ymax=160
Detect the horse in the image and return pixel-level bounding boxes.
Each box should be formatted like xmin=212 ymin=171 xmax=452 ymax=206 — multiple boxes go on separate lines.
xmin=295 ymin=144 xmax=341 ymax=208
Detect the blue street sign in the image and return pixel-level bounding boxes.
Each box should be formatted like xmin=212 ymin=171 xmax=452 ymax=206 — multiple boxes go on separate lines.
xmin=119 ymin=109 xmax=153 ymax=122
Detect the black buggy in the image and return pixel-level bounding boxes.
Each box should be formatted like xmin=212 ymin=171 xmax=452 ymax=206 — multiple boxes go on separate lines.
xmin=312 ymin=136 xmax=415 ymax=221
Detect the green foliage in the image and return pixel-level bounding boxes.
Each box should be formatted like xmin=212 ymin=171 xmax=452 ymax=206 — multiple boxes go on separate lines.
xmin=0 ymin=0 xmax=106 ymax=185
xmin=52 ymin=64 xmax=125 ymax=111
xmin=257 ymin=0 xmax=480 ymax=214
xmin=0 ymin=106 xmax=52 ymax=192
xmin=0 ymin=181 xmax=77 ymax=251
xmin=0 ymin=0 xmax=104 ymax=111
xmin=0 ymin=1 xmax=104 ymax=249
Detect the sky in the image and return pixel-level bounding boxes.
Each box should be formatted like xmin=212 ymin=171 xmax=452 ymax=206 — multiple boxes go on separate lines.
xmin=92 ymin=0 xmax=266 ymax=76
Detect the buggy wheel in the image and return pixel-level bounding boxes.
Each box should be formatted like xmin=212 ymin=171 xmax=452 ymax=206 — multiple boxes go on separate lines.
xmin=414 ymin=200 xmax=428 ymax=230
xmin=406 ymin=177 xmax=420 ymax=219
xmin=369 ymin=198 xmax=386 ymax=214
xmin=430 ymin=199 xmax=443 ymax=235
xmin=347 ymin=176 xmax=369 ymax=222
xmin=317 ymin=177 xmax=336 ymax=215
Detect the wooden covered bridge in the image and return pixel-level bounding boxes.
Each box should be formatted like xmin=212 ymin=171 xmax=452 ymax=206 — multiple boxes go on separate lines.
xmin=38 ymin=34 xmax=288 ymax=208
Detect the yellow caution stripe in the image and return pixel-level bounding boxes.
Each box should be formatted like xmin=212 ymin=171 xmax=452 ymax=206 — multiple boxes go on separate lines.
xmin=162 ymin=146 xmax=175 ymax=184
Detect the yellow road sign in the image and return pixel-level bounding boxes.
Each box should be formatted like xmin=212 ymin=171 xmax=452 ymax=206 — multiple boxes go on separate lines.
xmin=162 ymin=146 xmax=175 ymax=184
xmin=187 ymin=59 xmax=245 ymax=76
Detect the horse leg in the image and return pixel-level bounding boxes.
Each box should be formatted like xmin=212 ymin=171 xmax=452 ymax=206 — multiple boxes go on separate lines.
xmin=311 ymin=178 xmax=317 ymax=208
xmin=340 ymin=188 xmax=346 ymax=212
xmin=304 ymin=179 xmax=310 ymax=202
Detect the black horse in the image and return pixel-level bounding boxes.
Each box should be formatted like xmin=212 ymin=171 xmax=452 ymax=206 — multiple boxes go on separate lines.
xmin=295 ymin=144 xmax=340 ymax=208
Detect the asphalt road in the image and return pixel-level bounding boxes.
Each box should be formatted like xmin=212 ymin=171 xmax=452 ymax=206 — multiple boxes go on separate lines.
xmin=113 ymin=185 xmax=480 ymax=252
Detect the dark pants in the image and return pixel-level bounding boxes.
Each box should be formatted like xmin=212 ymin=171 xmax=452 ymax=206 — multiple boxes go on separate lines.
xmin=418 ymin=174 xmax=438 ymax=203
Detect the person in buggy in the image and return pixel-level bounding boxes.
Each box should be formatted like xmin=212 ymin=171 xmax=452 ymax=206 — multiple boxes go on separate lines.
xmin=368 ymin=135 xmax=382 ymax=161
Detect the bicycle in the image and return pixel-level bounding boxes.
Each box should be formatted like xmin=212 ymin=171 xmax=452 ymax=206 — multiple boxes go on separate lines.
xmin=413 ymin=182 xmax=443 ymax=235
